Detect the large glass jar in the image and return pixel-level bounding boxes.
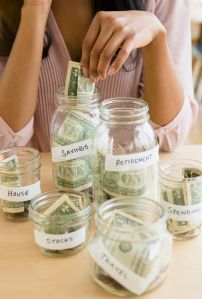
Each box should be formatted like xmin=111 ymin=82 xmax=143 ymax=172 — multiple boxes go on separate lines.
xmin=0 ymin=147 xmax=41 ymax=220
xmin=159 ymin=159 xmax=202 ymax=240
xmin=93 ymin=98 xmax=159 ymax=205
xmin=50 ymin=87 xmax=100 ymax=194
xmin=89 ymin=197 xmax=172 ymax=296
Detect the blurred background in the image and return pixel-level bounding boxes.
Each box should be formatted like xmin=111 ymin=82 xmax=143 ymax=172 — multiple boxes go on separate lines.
xmin=187 ymin=0 xmax=202 ymax=143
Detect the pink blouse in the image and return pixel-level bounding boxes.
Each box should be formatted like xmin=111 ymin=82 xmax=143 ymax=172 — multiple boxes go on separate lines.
xmin=0 ymin=0 xmax=198 ymax=152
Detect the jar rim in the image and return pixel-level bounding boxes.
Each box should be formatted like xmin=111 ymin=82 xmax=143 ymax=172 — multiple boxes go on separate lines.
xmin=96 ymin=197 xmax=166 ymax=237
xmin=100 ymin=98 xmax=149 ymax=124
xmin=29 ymin=190 xmax=92 ymax=225
xmin=56 ymin=86 xmax=100 ymax=108
xmin=159 ymin=159 xmax=202 ymax=183
xmin=0 ymin=147 xmax=40 ymax=172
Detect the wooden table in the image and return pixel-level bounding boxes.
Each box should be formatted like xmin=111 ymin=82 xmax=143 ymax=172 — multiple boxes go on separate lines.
xmin=1 ymin=145 xmax=202 ymax=299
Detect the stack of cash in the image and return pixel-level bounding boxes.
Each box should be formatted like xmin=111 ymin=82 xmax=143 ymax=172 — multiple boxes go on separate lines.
xmin=89 ymin=210 xmax=171 ymax=295
xmin=161 ymin=167 xmax=202 ymax=238
xmin=93 ymin=145 xmax=158 ymax=205
xmin=52 ymin=61 xmax=97 ymax=192
xmin=0 ymin=155 xmax=28 ymax=217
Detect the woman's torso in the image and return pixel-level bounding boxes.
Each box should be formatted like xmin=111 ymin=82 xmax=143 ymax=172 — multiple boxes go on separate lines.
xmin=32 ymin=0 xmax=154 ymax=151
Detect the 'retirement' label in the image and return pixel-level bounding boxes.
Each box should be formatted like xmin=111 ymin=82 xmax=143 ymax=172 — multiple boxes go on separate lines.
xmin=105 ymin=145 xmax=159 ymax=171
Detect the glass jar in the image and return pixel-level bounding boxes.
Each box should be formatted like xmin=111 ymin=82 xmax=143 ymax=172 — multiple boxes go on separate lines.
xmin=89 ymin=197 xmax=172 ymax=296
xmin=0 ymin=147 xmax=41 ymax=220
xmin=50 ymin=87 xmax=100 ymax=195
xmin=29 ymin=190 xmax=92 ymax=256
xmin=159 ymin=159 xmax=202 ymax=240
xmin=93 ymin=98 xmax=159 ymax=205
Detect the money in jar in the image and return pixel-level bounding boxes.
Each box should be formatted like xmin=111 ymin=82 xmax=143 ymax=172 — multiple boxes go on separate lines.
xmin=89 ymin=197 xmax=172 ymax=296
xmin=159 ymin=159 xmax=202 ymax=240
xmin=50 ymin=61 xmax=100 ymax=195
xmin=0 ymin=147 xmax=41 ymax=220
xmin=29 ymin=190 xmax=92 ymax=256
xmin=93 ymin=98 xmax=159 ymax=205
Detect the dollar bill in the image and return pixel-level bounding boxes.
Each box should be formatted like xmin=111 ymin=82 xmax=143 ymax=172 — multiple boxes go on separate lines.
xmin=64 ymin=61 xmax=95 ymax=96
xmin=44 ymin=194 xmax=83 ymax=216
xmin=0 ymin=155 xmax=24 ymax=214
xmin=161 ymin=168 xmax=202 ymax=236
xmin=44 ymin=194 xmax=84 ymax=235
xmin=102 ymin=211 xmax=162 ymax=283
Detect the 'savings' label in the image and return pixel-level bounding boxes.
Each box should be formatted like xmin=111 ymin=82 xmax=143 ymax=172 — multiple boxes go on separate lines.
xmin=105 ymin=145 xmax=159 ymax=172
xmin=0 ymin=181 xmax=41 ymax=202
xmin=34 ymin=226 xmax=86 ymax=250
xmin=162 ymin=199 xmax=202 ymax=221
xmin=51 ymin=139 xmax=93 ymax=162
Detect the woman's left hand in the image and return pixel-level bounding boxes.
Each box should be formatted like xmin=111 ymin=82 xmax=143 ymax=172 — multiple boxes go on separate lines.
xmin=81 ymin=10 xmax=166 ymax=81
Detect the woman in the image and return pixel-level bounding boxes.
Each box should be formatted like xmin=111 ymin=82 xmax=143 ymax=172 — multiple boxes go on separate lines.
xmin=0 ymin=0 xmax=198 ymax=151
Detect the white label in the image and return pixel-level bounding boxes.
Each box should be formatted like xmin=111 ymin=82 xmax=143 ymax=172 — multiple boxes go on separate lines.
xmin=0 ymin=181 xmax=41 ymax=202
xmin=34 ymin=226 xmax=86 ymax=250
xmin=89 ymin=238 xmax=160 ymax=296
xmin=105 ymin=145 xmax=159 ymax=172
xmin=162 ymin=199 xmax=202 ymax=221
xmin=51 ymin=139 xmax=93 ymax=162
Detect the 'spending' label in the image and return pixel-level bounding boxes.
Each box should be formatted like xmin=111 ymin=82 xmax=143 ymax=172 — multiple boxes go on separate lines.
xmin=105 ymin=145 xmax=159 ymax=172
xmin=162 ymin=200 xmax=202 ymax=221
xmin=89 ymin=238 xmax=160 ymax=296
xmin=34 ymin=226 xmax=86 ymax=250
xmin=51 ymin=139 xmax=93 ymax=162
xmin=0 ymin=181 xmax=41 ymax=202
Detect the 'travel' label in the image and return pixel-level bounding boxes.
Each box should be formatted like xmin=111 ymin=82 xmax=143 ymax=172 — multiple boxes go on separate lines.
xmin=0 ymin=181 xmax=41 ymax=202
xmin=34 ymin=226 xmax=86 ymax=250
xmin=105 ymin=145 xmax=159 ymax=172
xmin=51 ymin=139 xmax=93 ymax=162
xmin=162 ymin=200 xmax=202 ymax=221
xmin=89 ymin=238 xmax=160 ymax=295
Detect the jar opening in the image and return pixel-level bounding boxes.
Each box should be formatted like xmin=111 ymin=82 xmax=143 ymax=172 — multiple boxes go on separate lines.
xmin=100 ymin=98 xmax=149 ymax=124
xmin=0 ymin=147 xmax=40 ymax=173
xmin=56 ymin=86 xmax=100 ymax=108
xmin=96 ymin=198 xmax=166 ymax=240
xmin=159 ymin=159 xmax=202 ymax=183
xmin=29 ymin=190 xmax=92 ymax=226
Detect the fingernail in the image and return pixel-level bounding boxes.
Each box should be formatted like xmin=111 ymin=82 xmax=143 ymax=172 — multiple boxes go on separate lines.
xmin=82 ymin=67 xmax=88 ymax=77
xmin=108 ymin=67 xmax=116 ymax=76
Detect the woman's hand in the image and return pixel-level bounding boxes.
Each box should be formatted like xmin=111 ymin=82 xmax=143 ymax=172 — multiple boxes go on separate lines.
xmin=81 ymin=10 xmax=166 ymax=81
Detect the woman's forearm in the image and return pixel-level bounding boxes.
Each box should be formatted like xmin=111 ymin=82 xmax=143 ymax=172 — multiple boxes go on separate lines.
xmin=0 ymin=4 xmax=49 ymax=132
xmin=142 ymin=29 xmax=184 ymax=126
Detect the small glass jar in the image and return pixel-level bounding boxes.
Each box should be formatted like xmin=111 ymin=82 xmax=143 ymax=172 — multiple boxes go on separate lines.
xmin=29 ymin=190 xmax=92 ymax=256
xmin=0 ymin=147 xmax=41 ymax=220
xmin=50 ymin=87 xmax=100 ymax=195
xmin=93 ymin=98 xmax=159 ymax=205
xmin=89 ymin=197 xmax=172 ymax=296
xmin=159 ymin=159 xmax=202 ymax=240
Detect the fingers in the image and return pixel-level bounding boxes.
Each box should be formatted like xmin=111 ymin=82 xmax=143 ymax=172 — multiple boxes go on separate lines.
xmin=97 ymin=33 xmax=133 ymax=79
xmin=88 ymin=27 xmax=113 ymax=80
xmin=81 ymin=15 xmax=101 ymax=78
xmin=81 ymin=12 xmax=136 ymax=81
xmin=108 ymin=38 xmax=134 ymax=75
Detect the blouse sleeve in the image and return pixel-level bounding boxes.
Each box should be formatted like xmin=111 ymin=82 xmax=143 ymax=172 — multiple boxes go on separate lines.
xmin=143 ymin=0 xmax=199 ymax=152
xmin=0 ymin=56 xmax=34 ymax=148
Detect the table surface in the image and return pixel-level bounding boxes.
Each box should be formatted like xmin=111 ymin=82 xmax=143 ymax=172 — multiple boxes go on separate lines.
xmin=1 ymin=145 xmax=202 ymax=299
